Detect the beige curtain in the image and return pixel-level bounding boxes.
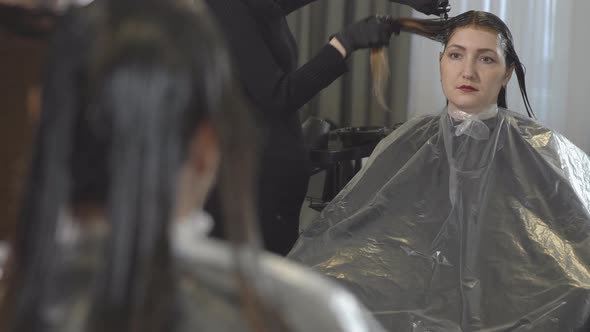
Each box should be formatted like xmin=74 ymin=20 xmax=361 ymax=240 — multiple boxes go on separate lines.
xmin=287 ymin=0 xmax=412 ymax=128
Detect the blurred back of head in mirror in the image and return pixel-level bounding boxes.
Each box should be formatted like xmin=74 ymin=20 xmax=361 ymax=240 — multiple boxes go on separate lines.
xmin=0 ymin=0 xmax=266 ymax=331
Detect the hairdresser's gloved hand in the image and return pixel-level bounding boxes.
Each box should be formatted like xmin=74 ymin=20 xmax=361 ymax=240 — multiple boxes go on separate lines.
xmin=392 ymin=0 xmax=450 ymax=16
xmin=331 ymin=15 xmax=398 ymax=58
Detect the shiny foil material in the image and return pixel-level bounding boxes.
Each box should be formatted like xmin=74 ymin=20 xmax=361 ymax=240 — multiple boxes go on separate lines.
xmin=289 ymin=108 xmax=590 ymax=332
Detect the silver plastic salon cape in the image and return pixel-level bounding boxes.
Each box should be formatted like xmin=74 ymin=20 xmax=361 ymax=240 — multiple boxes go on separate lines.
xmin=289 ymin=107 xmax=590 ymax=332
xmin=13 ymin=213 xmax=386 ymax=332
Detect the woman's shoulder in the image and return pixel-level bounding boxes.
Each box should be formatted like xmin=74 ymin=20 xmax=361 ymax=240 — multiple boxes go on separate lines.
xmin=499 ymin=107 xmax=545 ymax=128
xmin=498 ymin=108 xmax=590 ymax=188
xmin=498 ymin=107 xmax=579 ymax=148
xmin=175 ymin=237 xmax=385 ymax=332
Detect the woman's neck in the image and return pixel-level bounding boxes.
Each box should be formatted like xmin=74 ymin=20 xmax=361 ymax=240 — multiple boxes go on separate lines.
xmin=448 ymin=104 xmax=498 ymax=120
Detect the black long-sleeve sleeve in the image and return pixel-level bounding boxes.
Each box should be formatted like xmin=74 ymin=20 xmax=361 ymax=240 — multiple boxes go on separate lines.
xmin=207 ymin=0 xmax=348 ymax=117
xmin=258 ymin=43 xmax=348 ymax=115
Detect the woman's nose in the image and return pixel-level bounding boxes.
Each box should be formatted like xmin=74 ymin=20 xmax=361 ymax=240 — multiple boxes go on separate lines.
xmin=461 ymin=60 xmax=477 ymax=80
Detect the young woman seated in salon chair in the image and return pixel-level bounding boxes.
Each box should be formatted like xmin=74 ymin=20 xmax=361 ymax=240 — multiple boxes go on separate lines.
xmin=290 ymin=10 xmax=590 ymax=332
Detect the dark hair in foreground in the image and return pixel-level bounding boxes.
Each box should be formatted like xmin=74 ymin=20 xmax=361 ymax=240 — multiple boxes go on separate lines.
xmin=372 ymin=10 xmax=534 ymax=118
xmin=1 ymin=0 xmax=277 ymax=331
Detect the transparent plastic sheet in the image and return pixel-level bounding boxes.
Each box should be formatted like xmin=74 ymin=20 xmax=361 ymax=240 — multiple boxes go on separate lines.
xmin=289 ymin=108 xmax=590 ymax=332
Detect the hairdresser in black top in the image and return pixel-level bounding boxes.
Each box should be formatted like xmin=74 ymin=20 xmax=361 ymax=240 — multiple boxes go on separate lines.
xmin=207 ymin=0 xmax=448 ymax=254
xmin=204 ymin=0 xmax=450 ymax=255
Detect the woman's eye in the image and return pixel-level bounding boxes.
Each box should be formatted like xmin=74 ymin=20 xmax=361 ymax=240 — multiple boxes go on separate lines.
xmin=448 ymin=52 xmax=462 ymax=60
xmin=481 ymin=56 xmax=496 ymax=64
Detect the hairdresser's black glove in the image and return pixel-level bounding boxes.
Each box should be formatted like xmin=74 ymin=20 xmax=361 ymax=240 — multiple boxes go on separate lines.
xmin=392 ymin=0 xmax=450 ymax=16
xmin=331 ymin=15 xmax=398 ymax=57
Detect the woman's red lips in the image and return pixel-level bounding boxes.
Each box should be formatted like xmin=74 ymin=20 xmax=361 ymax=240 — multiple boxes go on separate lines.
xmin=458 ymin=85 xmax=478 ymax=92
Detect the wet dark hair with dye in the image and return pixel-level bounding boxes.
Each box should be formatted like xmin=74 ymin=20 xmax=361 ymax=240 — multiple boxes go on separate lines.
xmin=372 ymin=10 xmax=534 ymax=118
xmin=1 ymin=0 xmax=284 ymax=331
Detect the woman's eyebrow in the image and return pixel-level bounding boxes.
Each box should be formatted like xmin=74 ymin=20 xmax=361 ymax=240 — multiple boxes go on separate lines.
xmin=447 ymin=44 xmax=498 ymax=54
xmin=446 ymin=44 xmax=465 ymax=50
xmin=477 ymin=48 xmax=498 ymax=54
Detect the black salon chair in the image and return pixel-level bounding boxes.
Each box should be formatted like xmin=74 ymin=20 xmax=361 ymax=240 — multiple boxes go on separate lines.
xmin=304 ymin=122 xmax=397 ymax=211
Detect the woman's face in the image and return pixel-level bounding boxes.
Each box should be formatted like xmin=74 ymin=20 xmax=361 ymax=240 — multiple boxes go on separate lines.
xmin=440 ymin=26 xmax=513 ymax=114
